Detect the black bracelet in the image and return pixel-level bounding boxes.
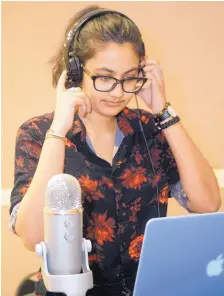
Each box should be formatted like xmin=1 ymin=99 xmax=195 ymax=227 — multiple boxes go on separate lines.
xmin=158 ymin=116 xmax=180 ymax=130
xmin=155 ymin=110 xmax=171 ymax=123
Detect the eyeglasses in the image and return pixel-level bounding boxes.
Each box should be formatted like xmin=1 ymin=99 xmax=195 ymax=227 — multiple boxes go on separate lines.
xmin=81 ymin=64 xmax=147 ymax=93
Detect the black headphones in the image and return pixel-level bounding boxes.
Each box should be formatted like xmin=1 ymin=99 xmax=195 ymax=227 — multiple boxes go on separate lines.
xmin=62 ymin=8 xmax=145 ymax=88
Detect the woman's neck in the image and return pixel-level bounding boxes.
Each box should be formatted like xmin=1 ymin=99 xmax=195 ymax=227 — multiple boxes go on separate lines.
xmin=80 ymin=110 xmax=116 ymax=135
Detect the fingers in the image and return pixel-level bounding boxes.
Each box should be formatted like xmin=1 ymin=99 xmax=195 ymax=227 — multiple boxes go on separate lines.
xmin=56 ymin=71 xmax=92 ymax=117
xmin=57 ymin=70 xmax=67 ymax=93
xmin=140 ymin=58 xmax=158 ymax=66
xmin=140 ymin=60 xmax=164 ymax=86
xmin=65 ymin=88 xmax=92 ymax=117
xmin=73 ymin=97 xmax=87 ymax=117
xmin=83 ymin=95 xmax=92 ymax=113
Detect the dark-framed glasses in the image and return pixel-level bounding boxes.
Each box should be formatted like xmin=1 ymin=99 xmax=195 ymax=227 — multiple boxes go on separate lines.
xmin=81 ymin=64 xmax=147 ymax=93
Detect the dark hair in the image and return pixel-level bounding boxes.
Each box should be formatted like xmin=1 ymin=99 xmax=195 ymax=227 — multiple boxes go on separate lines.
xmin=49 ymin=5 xmax=145 ymax=88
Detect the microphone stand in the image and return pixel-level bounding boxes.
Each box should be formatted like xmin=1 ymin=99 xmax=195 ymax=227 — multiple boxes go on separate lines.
xmin=36 ymin=238 xmax=93 ymax=296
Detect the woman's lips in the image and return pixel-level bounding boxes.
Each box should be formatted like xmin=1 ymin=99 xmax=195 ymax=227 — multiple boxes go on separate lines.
xmin=103 ymin=100 xmax=123 ymax=107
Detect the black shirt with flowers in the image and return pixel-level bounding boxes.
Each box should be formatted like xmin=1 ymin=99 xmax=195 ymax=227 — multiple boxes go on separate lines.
xmin=10 ymin=107 xmax=179 ymax=296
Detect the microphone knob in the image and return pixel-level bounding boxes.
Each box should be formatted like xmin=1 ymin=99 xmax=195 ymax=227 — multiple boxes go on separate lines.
xmin=86 ymin=240 xmax=92 ymax=252
xmin=64 ymin=232 xmax=75 ymax=242
xmin=64 ymin=219 xmax=75 ymax=229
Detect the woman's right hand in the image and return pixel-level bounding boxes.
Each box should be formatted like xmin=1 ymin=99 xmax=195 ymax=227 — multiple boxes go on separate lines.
xmin=51 ymin=70 xmax=92 ymax=136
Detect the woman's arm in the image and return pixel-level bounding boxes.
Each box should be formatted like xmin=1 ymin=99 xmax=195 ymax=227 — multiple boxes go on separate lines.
xmin=163 ymin=122 xmax=221 ymax=213
xmin=13 ymin=71 xmax=91 ymax=251
xmin=15 ymin=136 xmax=65 ymax=251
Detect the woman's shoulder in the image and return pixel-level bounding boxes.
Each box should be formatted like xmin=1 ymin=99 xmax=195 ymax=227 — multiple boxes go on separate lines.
xmin=17 ymin=112 xmax=54 ymax=142
xmin=20 ymin=112 xmax=54 ymax=128
xmin=121 ymin=107 xmax=158 ymax=136
xmin=123 ymin=107 xmax=153 ymax=118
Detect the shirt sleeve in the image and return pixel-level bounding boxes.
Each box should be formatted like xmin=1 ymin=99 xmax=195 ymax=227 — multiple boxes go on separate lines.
xmin=9 ymin=121 xmax=43 ymax=218
xmin=161 ymin=133 xmax=180 ymax=197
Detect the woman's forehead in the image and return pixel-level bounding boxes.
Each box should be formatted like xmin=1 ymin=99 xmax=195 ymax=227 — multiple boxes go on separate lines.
xmin=86 ymin=42 xmax=140 ymax=72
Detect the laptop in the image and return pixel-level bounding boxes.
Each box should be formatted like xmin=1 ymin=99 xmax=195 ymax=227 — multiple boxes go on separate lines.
xmin=133 ymin=212 xmax=224 ymax=296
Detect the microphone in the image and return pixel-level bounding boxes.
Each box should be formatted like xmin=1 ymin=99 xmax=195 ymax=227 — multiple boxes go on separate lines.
xmin=35 ymin=174 xmax=93 ymax=296
xmin=44 ymin=173 xmax=83 ymax=275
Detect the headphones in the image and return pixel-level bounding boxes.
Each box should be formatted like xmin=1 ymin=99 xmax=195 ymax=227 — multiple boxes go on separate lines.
xmin=62 ymin=8 xmax=145 ymax=88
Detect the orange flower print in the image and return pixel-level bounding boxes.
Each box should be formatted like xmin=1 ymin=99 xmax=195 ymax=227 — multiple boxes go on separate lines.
xmin=129 ymin=235 xmax=144 ymax=261
xmin=30 ymin=121 xmax=41 ymax=131
xmin=118 ymin=117 xmax=133 ymax=135
xmin=16 ymin=156 xmax=24 ymax=168
xmin=43 ymin=113 xmax=53 ymax=120
xmin=151 ymin=148 xmax=162 ymax=165
xmin=88 ymin=254 xmax=97 ymax=262
xmin=17 ymin=128 xmax=26 ymax=138
xmin=129 ymin=197 xmax=141 ymax=222
xmin=87 ymin=212 xmax=115 ymax=246
xmin=123 ymin=107 xmax=138 ymax=119
xmin=18 ymin=177 xmax=33 ymax=195
xmin=23 ymin=141 xmax=41 ymax=158
xmin=122 ymin=107 xmax=129 ymax=115
xmin=65 ymin=139 xmax=77 ymax=149
xmin=159 ymin=131 xmax=166 ymax=143
xmin=119 ymin=166 xmax=147 ymax=190
xmin=19 ymin=185 xmax=29 ymax=195
xmin=25 ymin=117 xmax=42 ymax=125
xmin=78 ymin=175 xmax=104 ymax=201
xmin=135 ymin=150 xmax=143 ymax=165
xmin=140 ymin=115 xmax=150 ymax=125
xmin=79 ymin=175 xmax=98 ymax=192
xmin=159 ymin=185 xmax=169 ymax=204
xmin=100 ymin=176 xmax=113 ymax=188
xmin=152 ymin=174 xmax=161 ymax=187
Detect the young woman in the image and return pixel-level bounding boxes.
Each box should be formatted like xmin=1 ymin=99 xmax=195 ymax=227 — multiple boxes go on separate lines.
xmin=9 ymin=5 xmax=221 ymax=296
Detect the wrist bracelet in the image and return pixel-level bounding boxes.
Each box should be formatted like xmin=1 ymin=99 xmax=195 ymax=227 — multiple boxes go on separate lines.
xmin=158 ymin=116 xmax=180 ymax=130
xmin=45 ymin=130 xmax=67 ymax=144
xmin=153 ymin=102 xmax=171 ymax=119
xmin=45 ymin=134 xmax=67 ymax=144
xmin=154 ymin=109 xmax=171 ymax=123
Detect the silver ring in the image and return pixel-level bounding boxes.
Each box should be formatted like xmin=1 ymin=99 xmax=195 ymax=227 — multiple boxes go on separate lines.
xmin=68 ymin=87 xmax=81 ymax=92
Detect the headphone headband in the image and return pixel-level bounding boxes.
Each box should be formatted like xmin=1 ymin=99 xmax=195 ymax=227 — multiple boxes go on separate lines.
xmin=63 ymin=8 xmax=144 ymax=88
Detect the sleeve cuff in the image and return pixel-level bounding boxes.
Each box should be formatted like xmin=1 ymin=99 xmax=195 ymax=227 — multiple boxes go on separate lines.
xmin=9 ymin=202 xmax=21 ymax=235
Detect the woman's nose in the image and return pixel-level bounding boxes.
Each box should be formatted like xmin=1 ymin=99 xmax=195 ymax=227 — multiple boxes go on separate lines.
xmin=109 ymin=82 xmax=124 ymax=98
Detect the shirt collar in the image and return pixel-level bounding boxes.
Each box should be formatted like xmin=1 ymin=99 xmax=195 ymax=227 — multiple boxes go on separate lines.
xmin=66 ymin=107 xmax=158 ymax=141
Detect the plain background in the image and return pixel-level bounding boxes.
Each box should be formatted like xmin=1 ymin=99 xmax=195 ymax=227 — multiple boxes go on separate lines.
xmin=1 ymin=2 xmax=224 ymax=295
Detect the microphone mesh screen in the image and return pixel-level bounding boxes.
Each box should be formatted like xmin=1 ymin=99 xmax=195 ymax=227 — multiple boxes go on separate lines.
xmin=46 ymin=174 xmax=82 ymax=212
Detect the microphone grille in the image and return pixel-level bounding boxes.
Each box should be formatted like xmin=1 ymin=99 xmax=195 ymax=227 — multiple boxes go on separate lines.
xmin=46 ymin=174 xmax=82 ymax=213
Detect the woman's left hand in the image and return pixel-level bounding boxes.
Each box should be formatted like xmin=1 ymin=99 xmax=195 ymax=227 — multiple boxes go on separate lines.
xmin=137 ymin=58 xmax=167 ymax=114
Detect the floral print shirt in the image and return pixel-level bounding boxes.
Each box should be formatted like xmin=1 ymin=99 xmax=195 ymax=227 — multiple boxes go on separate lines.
xmin=10 ymin=107 xmax=180 ymax=296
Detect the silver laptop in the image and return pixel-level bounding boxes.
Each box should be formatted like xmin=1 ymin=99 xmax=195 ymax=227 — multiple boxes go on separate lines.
xmin=133 ymin=212 xmax=224 ymax=296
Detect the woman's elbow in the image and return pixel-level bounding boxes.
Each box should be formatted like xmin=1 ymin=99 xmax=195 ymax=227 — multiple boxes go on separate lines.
xmin=15 ymin=220 xmax=43 ymax=252
xmin=206 ymin=197 xmax=222 ymax=213
xmin=198 ymin=196 xmax=222 ymax=213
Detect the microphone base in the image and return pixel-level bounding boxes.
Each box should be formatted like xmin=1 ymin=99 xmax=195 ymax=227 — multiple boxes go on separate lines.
xmin=36 ymin=239 xmax=94 ymax=296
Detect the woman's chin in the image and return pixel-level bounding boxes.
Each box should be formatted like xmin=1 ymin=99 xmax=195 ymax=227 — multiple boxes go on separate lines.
xmin=100 ymin=106 xmax=125 ymax=117
xmin=99 ymin=101 xmax=127 ymax=116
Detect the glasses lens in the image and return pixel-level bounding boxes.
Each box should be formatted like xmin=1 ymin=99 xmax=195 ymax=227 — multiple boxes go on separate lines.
xmin=123 ymin=78 xmax=145 ymax=92
xmin=94 ymin=77 xmax=117 ymax=91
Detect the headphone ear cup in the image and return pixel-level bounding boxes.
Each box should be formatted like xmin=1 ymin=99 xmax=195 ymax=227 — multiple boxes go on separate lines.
xmin=66 ymin=56 xmax=82 ymax=88
xmin=74 ymin=56 xmax=83 ymax=85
